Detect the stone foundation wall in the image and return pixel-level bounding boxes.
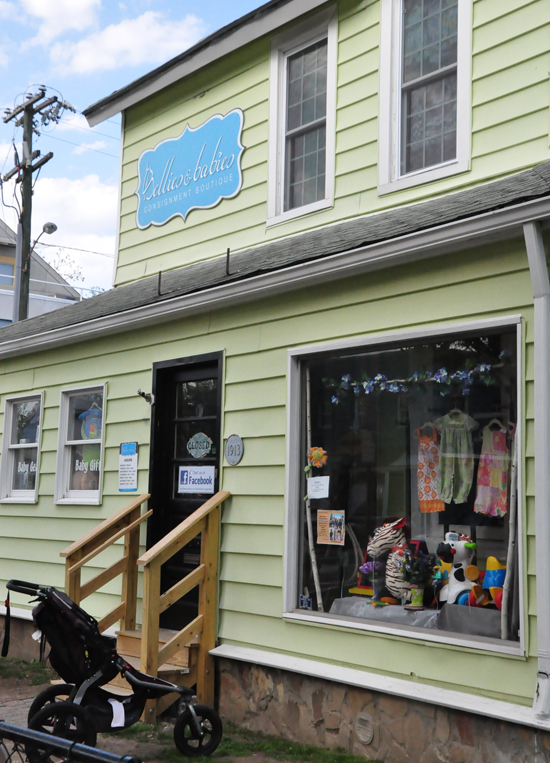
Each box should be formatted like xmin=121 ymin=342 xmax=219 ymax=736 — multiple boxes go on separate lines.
xmin=0 ymin=615 xmax=40 ymax=662
xmin=218 ymin=657 xmax=550 ymax=763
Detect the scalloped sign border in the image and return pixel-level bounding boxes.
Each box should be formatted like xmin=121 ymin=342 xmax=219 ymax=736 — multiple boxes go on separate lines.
xmin=135 ymin=109 xmax=245 ymax=229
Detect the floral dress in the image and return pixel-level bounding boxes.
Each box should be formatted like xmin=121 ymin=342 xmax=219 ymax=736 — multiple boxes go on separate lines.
xmin=417 ymin=426 xmax=445 ymax=513
xmin=474 ymin=425 xmax=509 ymax=517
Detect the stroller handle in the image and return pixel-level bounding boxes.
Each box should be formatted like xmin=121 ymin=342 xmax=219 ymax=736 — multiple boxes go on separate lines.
xmin=6 ymin=579 xmax=43 ymax=596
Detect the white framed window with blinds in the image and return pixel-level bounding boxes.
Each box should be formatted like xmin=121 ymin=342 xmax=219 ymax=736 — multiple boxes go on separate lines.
xmin=267 ymin=8 xmax=337 ymax=226
xmin=378 ymin=0 xmax=472 ymax=195
xmin=55 ymin=385 xmax=105 ymax=505
xmin=0 ymin=393 xmax=44 ymax=503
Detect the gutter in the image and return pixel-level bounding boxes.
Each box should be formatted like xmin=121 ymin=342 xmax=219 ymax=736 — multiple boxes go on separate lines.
xmin=0 ymin=195 xmax=550 ymax=360
xmin=524 ymin=222 xmax=550 ymax=717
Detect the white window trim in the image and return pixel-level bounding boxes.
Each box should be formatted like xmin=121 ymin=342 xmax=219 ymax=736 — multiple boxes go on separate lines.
xmin=0 ymin=391 xmax=44 ymax=504
xmin=378 ymin=0 xmax=472 ymax=196
xmin=267 ymin=7 xmax=337 ymax=227
xmin=284 ymin=315 xmax=525 ymax=656
xmin=54 ymin=383 xmax=106 ymax=506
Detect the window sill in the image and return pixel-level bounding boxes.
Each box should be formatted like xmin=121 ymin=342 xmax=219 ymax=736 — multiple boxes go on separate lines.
xmin=378 ymin=159 xmax=470 ymax=196
xmin=284 ymin=610 xmax=524 ymax=657
xmin=0 ymin=496 xmax=38 ymax=504
xmin=266 ymin=198 xmax=333 ymax=228
xmin=55 ymin=497 xmax=102 ymax=506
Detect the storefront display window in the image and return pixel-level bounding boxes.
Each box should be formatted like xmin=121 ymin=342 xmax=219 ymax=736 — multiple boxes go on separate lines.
xmin=55 ymin=387 xmax=104 ymax=503
xmin=0 ymin=394 xmax=42 ymax=502
xmin=296 ymin=326 xmax=520 ymax=644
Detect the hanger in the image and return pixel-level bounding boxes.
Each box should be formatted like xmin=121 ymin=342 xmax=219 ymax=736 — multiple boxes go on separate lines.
xmin=414 ymin=421 xmax=435 ymax=438
xmin=449 ymin=407 xmax=463 ymax=416
xmin=487 ymin=417 xmax=505 ymax=431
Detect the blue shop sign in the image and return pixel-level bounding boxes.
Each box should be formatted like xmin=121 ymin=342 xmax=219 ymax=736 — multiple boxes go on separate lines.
xmin=135 ymin=109 xmax=245 ymax=229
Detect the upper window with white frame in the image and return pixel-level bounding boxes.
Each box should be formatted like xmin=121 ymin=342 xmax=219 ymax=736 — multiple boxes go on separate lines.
xmin=267 ymin=9 xmax=337 ymax=225
xmin=378 ymin=0 xmax=471 ymax=194
xmin=0 ymin=394 xmax=43 ymax=503
xmin=55 ymin=386 xmax=104 ymax=504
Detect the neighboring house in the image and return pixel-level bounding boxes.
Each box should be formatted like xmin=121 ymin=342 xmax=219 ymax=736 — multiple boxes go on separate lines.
xmin=1 ymin=1 xmax=550 ymax=759
xmin=0 ymin=219 xmax=80 ymax=326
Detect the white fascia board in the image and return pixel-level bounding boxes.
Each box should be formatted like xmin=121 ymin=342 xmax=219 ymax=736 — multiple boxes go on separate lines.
xmin=86 ymin=0 xmax=329 ymax=127
xmin=211 ymin=643 xmax=550 ymax=731
xmin=0 ymin=195 xmax=549 ymax=360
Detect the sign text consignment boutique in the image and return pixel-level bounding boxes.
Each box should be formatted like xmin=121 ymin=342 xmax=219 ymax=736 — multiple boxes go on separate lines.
xmin=135 ymin=109 xmax=245 ymax=228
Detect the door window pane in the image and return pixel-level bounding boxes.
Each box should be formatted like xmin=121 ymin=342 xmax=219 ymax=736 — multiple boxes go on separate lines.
xmin=177 ymin=379 xmax=218 ymax=419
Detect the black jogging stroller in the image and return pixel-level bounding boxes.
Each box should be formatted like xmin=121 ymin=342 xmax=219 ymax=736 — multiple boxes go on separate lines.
xmin=6 ymin=580 xmax=222 ymax=758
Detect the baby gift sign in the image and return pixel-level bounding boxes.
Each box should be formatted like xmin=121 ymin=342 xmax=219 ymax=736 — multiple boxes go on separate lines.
xmin=135 ymin=109 xmax=245 ymax=229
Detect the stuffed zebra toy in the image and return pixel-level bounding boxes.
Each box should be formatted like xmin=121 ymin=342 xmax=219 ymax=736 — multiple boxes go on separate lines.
xmin=367 ymin=517 xmax=407 ymax=557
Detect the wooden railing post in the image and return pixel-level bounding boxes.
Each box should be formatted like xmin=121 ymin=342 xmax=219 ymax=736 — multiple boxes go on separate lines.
xmin=65 ymin=550 xmax=83 ymax=605
xmin=196 ymin=505 xmax=220 ymax=706
xmin=141 ymin=559 xmax=161 ymax=723
xmin=121 ymin=506 xmax=141 ymax=631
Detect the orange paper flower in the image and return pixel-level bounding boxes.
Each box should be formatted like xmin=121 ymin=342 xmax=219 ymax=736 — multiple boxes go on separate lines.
xmin=308 ymin=447 xmax=328 ymax=467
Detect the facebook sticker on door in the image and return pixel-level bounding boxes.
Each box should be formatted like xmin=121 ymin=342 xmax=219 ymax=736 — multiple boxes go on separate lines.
xmin=178 ymin=465 xmax=215 ymax=494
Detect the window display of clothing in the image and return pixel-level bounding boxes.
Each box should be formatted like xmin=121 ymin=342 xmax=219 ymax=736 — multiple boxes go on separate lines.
xmin=474 ymin=423 xmax=510 ymax=517
xmin=434 ymin=410 xmax=479 ymax=504
xmin=417 ymin=425 xmax=445 ymax=513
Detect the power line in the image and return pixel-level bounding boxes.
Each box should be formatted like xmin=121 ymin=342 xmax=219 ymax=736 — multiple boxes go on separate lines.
xmin=36 ymin=241 xmax=115 ymax=258
xmin=41 ymin=133 xmax=119 ymax=159
xmin=51 ymin=121 xmax=120 ymax=141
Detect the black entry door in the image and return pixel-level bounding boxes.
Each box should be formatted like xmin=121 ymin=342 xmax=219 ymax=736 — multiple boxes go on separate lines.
xmin=149 ymin=352 xmax=222 ymax=630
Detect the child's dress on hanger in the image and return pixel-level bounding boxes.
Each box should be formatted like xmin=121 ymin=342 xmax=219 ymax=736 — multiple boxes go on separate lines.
xmin=434 ymin=410 xmax=479 ymax=504
xmin=417 ymin=426 xmax=445 ymax=513
xmin=474 ymin=424 xmax=510 ymax=517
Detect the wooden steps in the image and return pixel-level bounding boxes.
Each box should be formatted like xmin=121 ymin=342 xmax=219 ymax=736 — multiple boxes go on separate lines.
xmin=117 ymin=629 xmax=191 ymax=668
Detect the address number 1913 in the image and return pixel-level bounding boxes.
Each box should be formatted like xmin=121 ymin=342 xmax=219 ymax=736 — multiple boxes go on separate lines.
xmin=225 ymin=434 xmax=244 ymax=466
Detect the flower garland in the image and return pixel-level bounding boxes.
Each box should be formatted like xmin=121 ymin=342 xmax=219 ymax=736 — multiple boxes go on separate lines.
xmin=325 ymin=350 xmax=512 ymax=404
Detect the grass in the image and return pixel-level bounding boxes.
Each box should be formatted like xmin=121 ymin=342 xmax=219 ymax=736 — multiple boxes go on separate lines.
xmin=107 ymin=721 xmax=381 ymax=763
xmin=0 ymin=657 xmax=55 ymax=685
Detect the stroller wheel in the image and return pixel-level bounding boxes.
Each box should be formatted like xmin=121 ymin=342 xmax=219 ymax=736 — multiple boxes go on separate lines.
xmin=174 ymin=705 xmax=223 ymax=757
xmin=27 ymin=684 xmax=74 ymax=725
xmin=26 ymin=700 xmax=97 ymax=763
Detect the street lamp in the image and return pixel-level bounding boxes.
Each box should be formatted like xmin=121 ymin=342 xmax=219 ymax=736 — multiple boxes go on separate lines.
xmin=12 ymin=221 xmax=58 ymax=323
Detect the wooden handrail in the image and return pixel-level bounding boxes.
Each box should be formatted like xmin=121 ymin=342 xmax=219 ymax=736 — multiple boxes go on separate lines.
xmin=138 ymin=491 xmax=230 ymax=567
xmin=139 ymin=490 xmax=230 ymax=720
xmin=61 ymin=494 xmax=150 ymax=558
xmin=61 ymin=494 xmax=151 ymax=632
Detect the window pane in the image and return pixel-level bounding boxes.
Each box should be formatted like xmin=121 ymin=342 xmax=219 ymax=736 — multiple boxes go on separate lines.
xmin=11 ymin=399 xmax=40 ymax=444
xmin=11 ymin=447 xmax=38 ymax=491
xmin=299 ymin=329 xmax=519 ymax=643
xmin=403 ymin=0 xmax=457 ymax=82
xmin=404 ymin=72 xmax=456 ymax=173
xmin=176 ymin=379 xmax=218 ymax=419
xmin=0 ymin=262 xmax=14 ymax=287
xmin=69 ymin=443 xmax=101 ymax=491
xmin=286 ymin=125 xmax=326 ymax=211
xmin=286 ymin=39 xmax=327 ymax=130
xmin=67 ymin=392 xmax=103 ymax=441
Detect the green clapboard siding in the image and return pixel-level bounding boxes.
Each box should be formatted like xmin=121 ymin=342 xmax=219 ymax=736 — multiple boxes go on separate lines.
xmin=0 ymin=237 xmax=538 ymax=705
xmin=114 ymin=0 xmax=550 ymax=285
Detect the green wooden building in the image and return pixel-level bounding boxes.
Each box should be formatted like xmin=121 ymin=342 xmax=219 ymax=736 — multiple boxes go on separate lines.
xmin=2 ymin=0 xmax=550 ymax=758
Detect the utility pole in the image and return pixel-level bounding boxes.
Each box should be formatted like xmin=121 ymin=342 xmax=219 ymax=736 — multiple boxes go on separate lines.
xmin=2 ymin=87 xmax=74 ymax=322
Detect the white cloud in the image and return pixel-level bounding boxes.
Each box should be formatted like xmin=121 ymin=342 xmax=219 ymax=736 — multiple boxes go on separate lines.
xmin=21 ymin=0 xmax=101 ymax=44
xmin=50 ymin=11 xmax=206 ymax=74
xmin=31 ymin=174 xmax=118 ymax=291
xmin=72 ymin=140 xmax=107 ymax=155
xmin=0 ymin=1 xmax=16 ymax=19
xmin=0 ymin=47 xmax=8 ymax=67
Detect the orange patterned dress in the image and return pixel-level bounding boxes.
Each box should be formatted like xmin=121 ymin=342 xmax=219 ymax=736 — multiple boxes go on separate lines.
xmin=417 ymin=426 xmax=445 ymax=513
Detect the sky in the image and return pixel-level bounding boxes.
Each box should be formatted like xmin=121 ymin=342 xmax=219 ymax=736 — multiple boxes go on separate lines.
xmin=0 ymin=0 xmax=265 ymax=295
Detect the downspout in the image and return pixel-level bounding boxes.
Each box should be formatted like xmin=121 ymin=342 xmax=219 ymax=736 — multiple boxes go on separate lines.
xmin=524 ymin=221 xmax=550 ymax=716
